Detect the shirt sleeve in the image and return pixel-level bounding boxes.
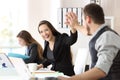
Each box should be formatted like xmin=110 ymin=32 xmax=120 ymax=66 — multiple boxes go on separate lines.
xmin=95 ymin=31 xmax=120 ymax=74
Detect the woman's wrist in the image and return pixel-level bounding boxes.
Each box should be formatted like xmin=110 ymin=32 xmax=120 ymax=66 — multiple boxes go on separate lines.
xmin=70 ymin=28 xmax=77 ymax=33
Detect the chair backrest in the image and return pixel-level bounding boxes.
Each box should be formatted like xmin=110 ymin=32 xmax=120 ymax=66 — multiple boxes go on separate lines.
xmin=74 ymin=48 xmax=89 ymax=74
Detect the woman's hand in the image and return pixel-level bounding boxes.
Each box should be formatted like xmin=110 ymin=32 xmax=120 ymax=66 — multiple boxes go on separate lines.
xmin=37 ymin=64 xmax=43 ymax=69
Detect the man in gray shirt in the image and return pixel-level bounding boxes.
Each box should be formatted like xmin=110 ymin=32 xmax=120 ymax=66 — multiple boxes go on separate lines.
xmin=58 ymin=3 xmax=120 ymax=80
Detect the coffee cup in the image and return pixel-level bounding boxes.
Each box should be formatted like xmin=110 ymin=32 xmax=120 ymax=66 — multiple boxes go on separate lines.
xmin=27 ymin=63 xmax=37 ymax=72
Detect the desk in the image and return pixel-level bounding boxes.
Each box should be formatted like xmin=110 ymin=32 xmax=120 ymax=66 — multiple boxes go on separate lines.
xmin=33 ymin=72 xmax=64 ymax=79
xmin=0 ymin=68 xmax=67 ymax=80
xmin=31 ymin=68 xmax=64 ymax=79
xmin=0 ymin=68 xmax=22 ymax=80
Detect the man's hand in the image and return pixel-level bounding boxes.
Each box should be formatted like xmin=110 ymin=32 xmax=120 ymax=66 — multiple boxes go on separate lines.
xmin=65 ymin=12 xmax=80 ymax=29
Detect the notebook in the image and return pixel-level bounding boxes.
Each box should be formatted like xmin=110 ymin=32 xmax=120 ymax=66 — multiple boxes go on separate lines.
xmin=8 ymin=53 xmax=29 ymax=59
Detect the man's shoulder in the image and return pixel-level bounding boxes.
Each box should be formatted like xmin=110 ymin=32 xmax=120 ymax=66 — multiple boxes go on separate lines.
xmin=101 ymin=30 xmax=119 ymax=37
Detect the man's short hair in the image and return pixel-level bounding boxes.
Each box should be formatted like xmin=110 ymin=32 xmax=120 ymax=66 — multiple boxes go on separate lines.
xmin=83 ymin=3 xmax=105 ymax=24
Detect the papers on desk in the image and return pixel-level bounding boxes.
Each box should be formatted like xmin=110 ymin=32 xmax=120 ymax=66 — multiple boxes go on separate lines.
xmin=34 ymin=68 xmax=55 ymax=73
xmin=32 ymin=68 xmax=64 ymax=78
xmin=33 ymin=72 xmax=64 ymax=78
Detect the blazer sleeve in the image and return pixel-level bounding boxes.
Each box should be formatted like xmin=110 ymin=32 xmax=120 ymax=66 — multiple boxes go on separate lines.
xmin=24 ymin=44 xmax=38 ymax=63
xmin=62 ymin=31 xmax=77 ymax=45
xmin=42 ymin=59 xmax=52 ymax=68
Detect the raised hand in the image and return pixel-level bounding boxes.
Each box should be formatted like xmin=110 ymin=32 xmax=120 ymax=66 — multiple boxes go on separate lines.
xmin=65 ymin=12 xmax=79 ymax=29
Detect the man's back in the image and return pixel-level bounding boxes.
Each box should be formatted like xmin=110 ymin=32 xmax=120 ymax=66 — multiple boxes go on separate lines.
xmin=89 ymin=25 xmax=120 ymax=80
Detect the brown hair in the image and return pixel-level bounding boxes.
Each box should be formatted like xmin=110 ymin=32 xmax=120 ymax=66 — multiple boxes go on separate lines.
xmin=38 ymin=20 xmax=61 ymax=36
xmin=38 ymin=20 xmax=73 ymax=62
xmin=17 ymin=30 xmax=43 ymax=59
xmin=83 ymin=3 xmax=105 ymax=24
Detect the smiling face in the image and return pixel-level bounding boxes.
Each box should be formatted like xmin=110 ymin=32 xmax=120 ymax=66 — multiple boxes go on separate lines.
xmin=38 ymin=24 xmax=54 ymax=42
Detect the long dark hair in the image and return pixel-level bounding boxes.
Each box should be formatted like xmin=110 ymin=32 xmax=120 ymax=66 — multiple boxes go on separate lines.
xmin=38 ymin=20 xmax=73 ymax=63
xmin=38 ymin=20 xmax=61 ymax=36
xmin=17 ymin=30 xmax=43 ymax=59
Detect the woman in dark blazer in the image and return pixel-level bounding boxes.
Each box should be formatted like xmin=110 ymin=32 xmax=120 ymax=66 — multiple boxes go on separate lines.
xmin=38 ymin=20 xmax=77 ymax=76
xmin=17 ymin=30 xmax=43 ymax=64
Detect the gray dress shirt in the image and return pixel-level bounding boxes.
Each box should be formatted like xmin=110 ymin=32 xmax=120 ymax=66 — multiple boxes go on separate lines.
xmin=90 ymin=24 xmax=120 ymax=74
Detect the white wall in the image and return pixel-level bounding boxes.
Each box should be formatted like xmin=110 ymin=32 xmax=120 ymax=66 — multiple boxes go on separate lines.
xmin=28 ymin=0 xmax=51 ymax=47
xmin=101 ymin=0 xmax=120 ymax=34
xmin=27 ymin=0 xmax=61 ymax=48
xmin=60 ymin=0 xmax=90 ymax=7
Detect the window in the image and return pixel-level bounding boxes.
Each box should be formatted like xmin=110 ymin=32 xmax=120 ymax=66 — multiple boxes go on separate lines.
xmin=0 ymin=0 xmax=28 ymax=53
xmin=105 ymin=16 xmax=114 ymax=29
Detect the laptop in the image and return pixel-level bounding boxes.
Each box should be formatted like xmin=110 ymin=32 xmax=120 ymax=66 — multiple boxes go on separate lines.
xmin=9 ymin=57 xmax=33 ymax=80
xmin=10 ymin=57 xmax=64 ymax=80
xmin=0 ymin=53 xmax=65 ymax=80
xmin=0 ymin=53 xmax=32 ymax=80
xmin=0 ymin=53 xmax=13 ymax=68
xmin=0 ymin=53 xmax=24 ymax=80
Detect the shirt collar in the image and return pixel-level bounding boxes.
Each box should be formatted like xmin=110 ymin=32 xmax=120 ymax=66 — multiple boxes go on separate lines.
xmin=90 ymin=23 xmax=108 ymax=40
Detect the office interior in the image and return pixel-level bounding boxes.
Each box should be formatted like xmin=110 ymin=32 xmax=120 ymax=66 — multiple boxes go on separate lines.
xmin=0 ymin=0 xmax=120 ymax=77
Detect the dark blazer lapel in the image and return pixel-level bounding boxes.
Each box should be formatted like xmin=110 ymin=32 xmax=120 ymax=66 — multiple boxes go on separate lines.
xmin=53 ymin=35 xmax=61 ymax=60
xmin=43 ymin=41 xmax=49 ymax=57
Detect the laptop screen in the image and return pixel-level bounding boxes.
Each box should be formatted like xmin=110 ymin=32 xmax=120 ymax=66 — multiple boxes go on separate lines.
xmin=0 ymin=53 xmax=14 ymax=68
xmin=10 ymin=57 xmax=32 ymax=80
